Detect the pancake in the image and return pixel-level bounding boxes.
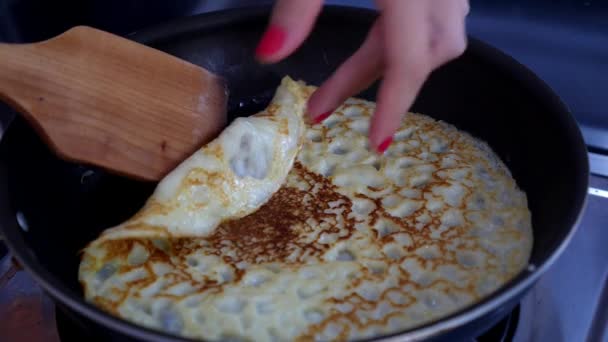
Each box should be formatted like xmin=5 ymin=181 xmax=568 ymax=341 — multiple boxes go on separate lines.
xmin=79 ymin=78 xmax=533 ymax=341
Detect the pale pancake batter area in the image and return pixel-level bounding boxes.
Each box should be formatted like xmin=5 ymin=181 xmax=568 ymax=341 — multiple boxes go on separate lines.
xmin=79 ymin=77 xmax=533 ymax=341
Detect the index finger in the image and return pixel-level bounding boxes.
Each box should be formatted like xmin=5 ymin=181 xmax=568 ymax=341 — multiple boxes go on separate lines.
xmin=369 ymin=1 xmax=432 ymax=152
xmin=256 ymin=0 xmax=324 ymax=63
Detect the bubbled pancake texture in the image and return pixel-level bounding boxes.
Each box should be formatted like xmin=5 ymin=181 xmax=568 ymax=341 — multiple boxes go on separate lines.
xmin=79 ymin=93 xmax=533 ymax=341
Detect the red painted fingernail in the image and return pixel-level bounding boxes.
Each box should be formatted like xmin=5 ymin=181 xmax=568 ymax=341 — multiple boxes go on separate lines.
xmin=312 ymin=111 xmax=333 ymax=124
xmin=255 ymin=25 xmax=286 ymax=58
xmin=377 ymin=136 xmax=393 ymax=154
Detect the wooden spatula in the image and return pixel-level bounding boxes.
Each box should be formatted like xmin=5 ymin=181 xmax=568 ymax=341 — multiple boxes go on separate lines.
xmin=0 ymin=26 xmax=228 ymax=181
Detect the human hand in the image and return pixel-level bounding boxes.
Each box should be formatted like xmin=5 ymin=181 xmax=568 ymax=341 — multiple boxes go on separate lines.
xmin=255 ymin=0 xmax=469 ymax=153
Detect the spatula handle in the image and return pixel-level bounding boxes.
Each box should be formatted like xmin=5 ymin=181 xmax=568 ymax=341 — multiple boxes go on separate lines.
xmin=0 ymin=27 xmax=228 ymax=181
xmin=0 ymin=42 xmax=41 ymax=120
xmin=0 ymin=39 xmax=80 ymax=156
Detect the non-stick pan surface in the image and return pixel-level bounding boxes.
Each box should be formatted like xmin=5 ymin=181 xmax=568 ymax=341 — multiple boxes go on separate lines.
xmin=0 ymin=6 xmax=588 ymax=342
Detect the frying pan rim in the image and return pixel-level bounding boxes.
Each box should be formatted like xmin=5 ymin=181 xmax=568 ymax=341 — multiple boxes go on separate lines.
xmin=0 ymin=4 xmax=589 ymax=342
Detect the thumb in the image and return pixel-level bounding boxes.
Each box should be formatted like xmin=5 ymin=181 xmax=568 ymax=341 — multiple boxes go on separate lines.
xmin=255 ymin=0 xmax=324 ymax=63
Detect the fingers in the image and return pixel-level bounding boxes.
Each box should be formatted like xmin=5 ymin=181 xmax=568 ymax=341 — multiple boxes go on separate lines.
xmin=370 ymin=1 xmax=431 ymax=152
xmin=306 ymin=21 xmax=384 ymax=123
xmin=255 ymin=0 xmax=324 ymax=63
xmin=369 ymin=0 xmax=468 ymax=152
xmin=260 ymin=0 xmax=469 ymax=156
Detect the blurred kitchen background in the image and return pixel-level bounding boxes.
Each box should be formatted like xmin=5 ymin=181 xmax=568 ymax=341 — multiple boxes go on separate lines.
xmin=0 ymin=1 xmax=607 ymax=341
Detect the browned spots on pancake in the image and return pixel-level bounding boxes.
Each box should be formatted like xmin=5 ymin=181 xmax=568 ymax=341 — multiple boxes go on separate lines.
xmin=93 ymin=296 xmax=119 ymax=314
xmin=102 ymin=239 xmax=136 ymax=260
xmin=184 ymin=168 xmax=227 ymax=186
xmin=100 ymin=238 xmax=166 ymax=264
xmin=300 ymin=290 xmax=417 ymax=341
xmin=278 ymin=120 xmax=289 ymax=136
xmin=131 ymin=201 xmax=171 ymax=220
xmin=122 ymin=223 xmax=167 ymax=234
xmin=206 ymin=142 xmax=224 ymax=159
xmin=301 ymin=85 xmax=316 ymax=98
xmin=204 ymin=162 xmax=355 ymax=264
xmin=176 ymin=168 xmax=232 ymax=207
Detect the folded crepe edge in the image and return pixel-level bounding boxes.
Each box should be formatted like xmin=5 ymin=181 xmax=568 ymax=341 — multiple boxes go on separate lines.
xmin=84 ymin=76 xmax=312 ymax=247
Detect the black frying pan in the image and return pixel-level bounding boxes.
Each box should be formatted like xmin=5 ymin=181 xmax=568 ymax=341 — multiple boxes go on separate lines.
xmin=0 ymin=6 xmax=589 ymax=342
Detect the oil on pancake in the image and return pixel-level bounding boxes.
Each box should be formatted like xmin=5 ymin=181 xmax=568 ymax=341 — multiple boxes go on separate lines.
xmin=79 ymin=77 xmax=533 ymax=341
